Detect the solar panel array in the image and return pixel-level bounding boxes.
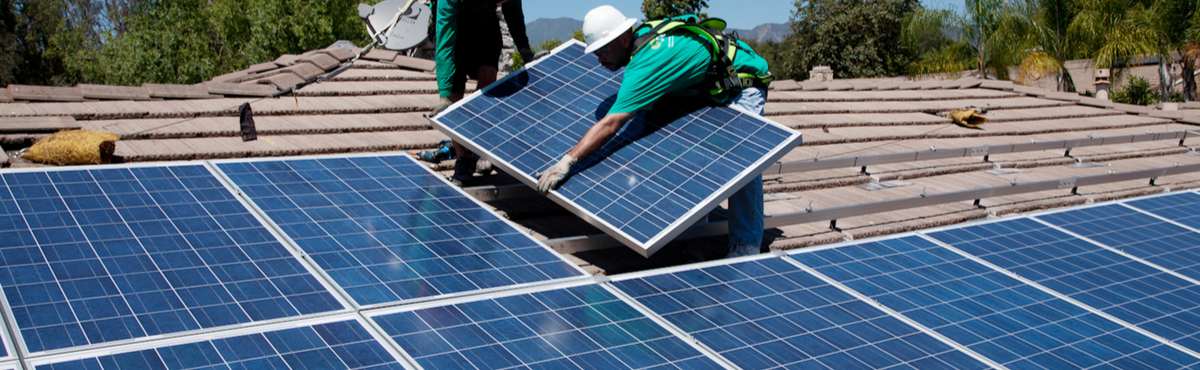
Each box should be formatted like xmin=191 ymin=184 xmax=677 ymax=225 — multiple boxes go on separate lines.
xmin=216 ymin=155 xmax=583 ymax=307
xmin=432 ymin=41 xmax=802 ymax=255
xmin=0 ymin=165 xmax=345 ymax=354
xmin=370 ymin=283 xmax=722 ymax=369
xmin=2 ymin=153 xmax=1200 ymax=369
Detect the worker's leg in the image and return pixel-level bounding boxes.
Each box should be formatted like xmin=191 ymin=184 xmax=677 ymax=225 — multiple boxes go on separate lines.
xmin=727 ymin=87 xmax=767 ymax=257
xmin=450 ymin=65 xmax=500 ymax=183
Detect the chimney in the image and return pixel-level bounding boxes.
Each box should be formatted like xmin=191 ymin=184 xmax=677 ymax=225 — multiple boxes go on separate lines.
xmin=809 ymin=66 xmax=834 ymax=82
xmin=1094 ymin=68 xmax=1111 ymax=101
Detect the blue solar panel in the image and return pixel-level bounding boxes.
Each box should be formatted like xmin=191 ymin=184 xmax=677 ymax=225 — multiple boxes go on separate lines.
xmin=936 ymin=218 xmax=1200 ymax=352
xmin=0 ymin=165 xmax=344 ymax=354
xmin=794 ymin=236 xmax=1200 ymax=369
xmin=1124 ymin=192 xmax=1200 ymax=228
xmin=371 ymin=283 xmax=722 ymax=369
xmin=433 ymin=42 xmax=801 ymax=255
xmin=1038 ymin=203 xmax=1200 ymax=281
xmin=36 ymin=318 xmax=404 ymax=370
xmin=612 ymin=257 xmax=986 ymax=369
xmin=216 ymin=155 xmax=584 ymax=307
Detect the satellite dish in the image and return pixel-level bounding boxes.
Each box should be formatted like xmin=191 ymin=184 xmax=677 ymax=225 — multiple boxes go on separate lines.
xmin=361 ymin=0 xmax=431 ymax=51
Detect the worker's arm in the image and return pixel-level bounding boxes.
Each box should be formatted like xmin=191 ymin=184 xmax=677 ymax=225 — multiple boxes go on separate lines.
xmin=434 ymin=0 xmax=458 ymax=99
xmin=501 ymin=0 xmax=534 ymax=61
xmin=536 ymin=112 xmax=633 ymax=193
xmin=568 ymin=113 xmax=633 ymax=159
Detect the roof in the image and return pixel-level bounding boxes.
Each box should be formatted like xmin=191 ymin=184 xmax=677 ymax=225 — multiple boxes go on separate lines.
xmin=2 ymin=46 xmax=1199 ymax=274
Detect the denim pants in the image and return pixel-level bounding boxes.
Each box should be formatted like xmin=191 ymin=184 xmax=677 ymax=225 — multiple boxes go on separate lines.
xmin=726 ymin=87 xmax=766 ymax=257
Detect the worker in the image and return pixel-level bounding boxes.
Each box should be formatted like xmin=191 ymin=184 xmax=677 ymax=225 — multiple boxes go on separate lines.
xmin=536 ymin=5 xmax=773 ymax=257
xmin=419 ymin=0 xmax=534 ymax=185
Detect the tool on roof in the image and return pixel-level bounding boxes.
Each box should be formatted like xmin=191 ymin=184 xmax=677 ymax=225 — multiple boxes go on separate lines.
xmin=947 ymin=106 xmax=989 ymax=129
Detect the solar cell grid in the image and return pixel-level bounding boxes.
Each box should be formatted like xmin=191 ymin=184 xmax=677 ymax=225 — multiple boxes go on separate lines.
xmin=1124 ymin=192 xmax=1200 ymax=228
xmin=370 ymin=283 xmax=723 ymax=369
xmin=0 ymin=164 xmax=344 ymax=354
xmin=216 ymin=155 xmax=584 ymax=307
xmin=1036 ymin=203 xmax=1200 ymax=281
xmin=434 ymin=41 xmax=801 ymax=255
xmin=794 ymin=236 xmax=1200 ymax=369
xmin=612 ymin=257 xmax=986 ymax=369
xmin=35 ymin=318 xmax=404 ymax=370
xmin=931 ymin=218 xmax=1200 ymax=352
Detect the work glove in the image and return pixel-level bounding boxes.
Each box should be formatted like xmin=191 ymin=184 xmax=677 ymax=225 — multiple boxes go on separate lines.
xmin=537 ymin=154 xmax=577 ymax=193
xmin=428 ymin=97 xmax=453 ymax=118
xmin=519 ymin=48 xmax=536 ymax=64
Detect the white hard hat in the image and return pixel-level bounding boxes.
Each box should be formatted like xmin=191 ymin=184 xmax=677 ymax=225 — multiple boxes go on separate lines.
xmin=582 ymin=5 xmax=637 ymax=54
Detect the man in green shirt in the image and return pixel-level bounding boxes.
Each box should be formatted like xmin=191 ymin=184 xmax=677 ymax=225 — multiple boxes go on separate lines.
xmin=424 ymin=0 xmax=533 ymax=184
xmin=536 ymin=5 xmax=773 ymax=257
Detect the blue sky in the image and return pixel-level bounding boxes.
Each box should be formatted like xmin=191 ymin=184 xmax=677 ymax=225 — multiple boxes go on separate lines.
xmin=521 ymin=0 xmax=963 ymax=29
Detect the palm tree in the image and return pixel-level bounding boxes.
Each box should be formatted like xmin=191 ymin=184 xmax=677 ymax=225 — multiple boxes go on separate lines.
xmin=1014 ymin=0 xmax=1080 ymax=92
xmin=1069 ymin=0 xmax=1161 ymax=77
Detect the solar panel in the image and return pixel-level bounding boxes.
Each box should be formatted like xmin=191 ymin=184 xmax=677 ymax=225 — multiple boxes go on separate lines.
xmin=1037 ymin=203 xmax=1200 ymax=281
xmin=793 ymin=236 xmax=1200 ymax=368
xmin=934 ymin=218 xmax=1200 ymax=352
xmin=1123 ymin=192 xmax=1200 ymax=228
xmin=0 ymin=164 xmax=345 ymax=354
xmin=215 ymin=154 xmax=585 ymax=308
xmin=34 ymin=316 xmax=405 ymax=370
xmin=432 ymin=41 xmax=802 ymax=255
xmin=369 ymin=282 xmax=723 ymax=369
xmin=611 ymin=257 xmax=987 ymax=369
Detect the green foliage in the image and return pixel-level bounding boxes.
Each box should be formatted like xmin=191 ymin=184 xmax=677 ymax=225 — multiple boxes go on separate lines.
xmin=902 ymin=9 xmax=974 ymax=75
xmin=2 ymin=0 xmax=369 ymax=86
xmin=539 ymin=39 xmax=563 ymax=52
xmin=509 ymin=51 xmax=524 ymax=72
xmin=572 ymin=29 xmax=584 ymax=42
xmin=641 ymin=0 xmax=708 ymax=19
xmin=780 ymin=0 xmax=920 ymax=80
xmin=1110 ymin=76 xmax=1158 ymax=105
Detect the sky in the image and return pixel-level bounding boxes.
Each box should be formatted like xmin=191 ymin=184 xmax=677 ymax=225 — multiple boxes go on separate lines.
xmin=521 ymin=0 xmax=964 ymax=30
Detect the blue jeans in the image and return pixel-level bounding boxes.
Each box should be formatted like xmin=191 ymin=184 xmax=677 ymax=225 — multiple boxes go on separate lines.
xmin=726 ymin=87 xmax=766 ymax=257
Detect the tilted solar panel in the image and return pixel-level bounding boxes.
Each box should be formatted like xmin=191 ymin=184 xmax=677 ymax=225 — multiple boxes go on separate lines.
xmin=612 ymin=257 xmax=988 ymax=369
xmin=215 ymin=154 xmax=585 ymax=308
xmin=432 ymin=41 xmax=801 ymax=255
xmin=935 ymin=218 xmax=1200 ymax=352
xmin=794 ymin=236 xmax=1199 ymax=368
xmin=34 ymin=316 xmax=405 ymax=370
xmin=1037 ymin=203 xmax=1200 ymax=281
xmin=369 ymin=282 xmax=724 ymax=369
xmin=0 ymin=164 xmax=345 ymax=355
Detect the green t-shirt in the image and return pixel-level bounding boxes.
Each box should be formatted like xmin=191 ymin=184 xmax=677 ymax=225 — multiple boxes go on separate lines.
xmin=607 ymin=20 xmax=771 ymax=115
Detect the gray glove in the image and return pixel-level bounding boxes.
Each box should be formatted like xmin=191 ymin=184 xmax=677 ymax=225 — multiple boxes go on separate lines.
xmin=537 ymin=155 xmax=577 ymax=193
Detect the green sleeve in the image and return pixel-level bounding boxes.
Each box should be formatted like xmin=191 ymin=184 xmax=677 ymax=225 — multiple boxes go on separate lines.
xmin=435 ymin=0 xmax=458 ymax=98
xmin=607 ymin=34 xmax=710 ymax=115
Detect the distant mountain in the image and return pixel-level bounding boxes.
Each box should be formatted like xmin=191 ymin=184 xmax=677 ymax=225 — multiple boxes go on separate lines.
xmin=730 ymin=23 xmax=790 ymax=44
xmin=524 ymin=18 xmax=790 ymax=49
xmin=526 ymin=17 xmax=582 ymax=49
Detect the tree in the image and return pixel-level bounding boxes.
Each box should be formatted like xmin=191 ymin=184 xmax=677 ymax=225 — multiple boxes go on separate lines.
xmin=1070 ymin=0 xmax=1160 ymax=70
xmin=902 ymin=9 xmax=974 ymax=75
xmin=539 ymin=38 xmax=562 ymax=52
xmin=781 ymin=0 xmax=920 ymax=80
xmin=641 ymin=0 xmax=707 ymax=19
xmin=1149 ymin=0 xmax=1198 ymax=101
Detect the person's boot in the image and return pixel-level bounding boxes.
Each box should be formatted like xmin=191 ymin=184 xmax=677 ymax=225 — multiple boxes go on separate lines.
xmin=450 ymin=152 xmax=479 ymax=185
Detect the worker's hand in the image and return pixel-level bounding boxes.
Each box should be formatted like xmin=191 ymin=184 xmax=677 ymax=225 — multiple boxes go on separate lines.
xmin=519 ymin=48 xmax=536 ymax=64
xmin=536 ymin=154 xmax=577 ymax=193
xmin=427 ymin=97 xmax=454 ymax=118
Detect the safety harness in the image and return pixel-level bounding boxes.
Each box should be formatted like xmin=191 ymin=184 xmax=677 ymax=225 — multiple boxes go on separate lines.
xmin=631 ymin=15 xmax=773 ymax=101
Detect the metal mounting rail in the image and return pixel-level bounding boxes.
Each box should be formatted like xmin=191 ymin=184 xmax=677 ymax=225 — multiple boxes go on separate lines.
xmin=546 ymin=162 xmax=1200 ymax=254
xmin=464 ymin=130 xmax=1195 ymax=201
